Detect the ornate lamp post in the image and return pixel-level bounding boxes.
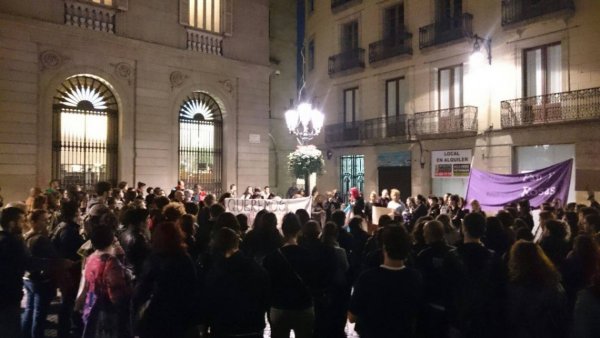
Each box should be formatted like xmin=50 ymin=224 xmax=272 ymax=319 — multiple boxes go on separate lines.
xmin=284 ymin=102 xmax=325 ymax=195
xmin=284 ymin=102 xmax=324 ymax=145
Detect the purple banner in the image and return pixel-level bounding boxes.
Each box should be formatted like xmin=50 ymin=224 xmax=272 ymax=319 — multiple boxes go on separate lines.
xmin=465 ymin=159 xmax=573 ymax=211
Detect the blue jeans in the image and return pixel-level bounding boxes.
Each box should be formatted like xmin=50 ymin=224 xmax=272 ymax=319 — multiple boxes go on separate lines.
xmin=21 ymin=279 xmax=55 ymax=338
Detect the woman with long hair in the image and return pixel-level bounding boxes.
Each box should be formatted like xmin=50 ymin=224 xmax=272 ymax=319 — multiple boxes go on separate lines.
xmin=561 ymin=235 xmax=600 ymax=312
xmin=506 ymin=240 xmax=568 ymax=338
xmin=133 ymin=222 xmax=197 ymax=338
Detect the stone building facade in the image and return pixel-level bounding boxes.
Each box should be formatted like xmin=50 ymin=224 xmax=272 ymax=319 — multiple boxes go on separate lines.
xmin=305 ymin=0 xmax=600 ymax=203
xmin=0 ymin=0 xmax=275 ymax=202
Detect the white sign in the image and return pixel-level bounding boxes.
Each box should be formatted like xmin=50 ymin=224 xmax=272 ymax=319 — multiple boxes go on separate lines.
xmin=431 ymin=149 xmax=472 ymax=178
xmin=225 ymin=196 xmax=312 ymax=227
xmin=249 ymin=134 xmax=261 ymax=144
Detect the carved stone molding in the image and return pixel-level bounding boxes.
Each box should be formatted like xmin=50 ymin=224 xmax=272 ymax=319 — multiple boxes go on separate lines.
xmin=39 ymin=50 xmax=63 ymax=70
xmin=170 ymin=71 xmax=187 ymax=89
xmin=112 ymin=62 xmax=133 ymax=85
xmin=218 ymin=79 xmax=234 ymax=94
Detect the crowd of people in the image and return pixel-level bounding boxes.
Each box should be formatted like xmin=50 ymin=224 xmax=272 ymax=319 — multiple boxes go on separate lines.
xmin=1 ymin=179 xmax=600 ymax=338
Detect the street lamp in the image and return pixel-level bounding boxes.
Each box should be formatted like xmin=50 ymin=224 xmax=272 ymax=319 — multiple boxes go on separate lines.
xmin=470 ymin=34 xmax=492 ymax=66
xmin=284 ymin=102 xmax=324 ymax=145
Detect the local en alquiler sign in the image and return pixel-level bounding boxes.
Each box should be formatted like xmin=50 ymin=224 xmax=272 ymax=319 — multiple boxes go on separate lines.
xmin=432 ymin=149 xmax=472 ymax=178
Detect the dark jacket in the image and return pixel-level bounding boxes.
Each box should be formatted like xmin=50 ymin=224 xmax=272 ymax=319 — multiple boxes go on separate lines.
xmin=415 ymin=241 xmax=458 ymax=308
xmin=204 ymin=251 xmax=269 ymax=336
xmin=118 ymin=227 xmax=150 ymax=279
xmin=451 ymin=242 xmax=507 ymax=338
xmin=53 ymin=220 xmax=84 ymax=262
xmin=507 ymin=282 xmax=568 ymax=338
xmin=23 ymin=232 xmax=58 ymax=283
xmin=572 ymin=288 xmax=600 ymax=338
xmin=0 ymin=230 xmax=29 ymax=308
xmin=133 ymin=252 xmax=197 ymax=338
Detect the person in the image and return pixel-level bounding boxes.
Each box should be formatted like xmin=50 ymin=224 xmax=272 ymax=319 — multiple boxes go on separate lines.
xmin=415 ymin=220 xmax=458 ymax=338
xmin=411 ymin=195 xmax=429 ymax=228
xmin=506 ymin=240 xmax=568 ymax=338
xmin=204 ymin=228 xmax=270 ymax=338
xmin=136 ymin=182 xmax=146 ymax=197
xmin=540 ymin=219 xmax=571 ymax=268
xmin=364 ymin=191 xmax=378 ymax=222
xmin=0 ymin=207 xmax=30 ymax=337
xmin=348 ymin=225 xmax=423 ymax=338
xmin=168 ymin=180 xmax=185 ymax=200
xmin=21 ymin=209 xmax=58 ymax=338
xmin=452 ymin=212 xmax=506 ymax=338
xmin=263 ymin=186 xmax=275 ymax=199
xmin=118 ymin=208 xmax=151 ymax=281
xmin=263 ymin=213 xmax=317 ymax=338
xmin=241 ymin=186 xmax=253 ymax=199
xmin=229 ymin=184 xmax=237 ymax=198
xmin=470 ymin=199 xmax=485 ymax=216
xmin=86 ymin=181 xmax=112 ymax=213
xmin=428 ymin=196 xmax=441 ymax=218
xmin=483 ymin=216 xmax=513 ymax=258
xmin=319 ymin=222 xmax=349 ymax=338
xmin=25 ymin=187 xmax=43 ymax=213
xmin=348 ymin=216 xmax=368 ymax=283
xmin=133 ymin=222 xmax=197 ymax=338
xmin=53 ymin=200 xmax=85 ymax=338
xmin=571 ymin=263 xmax=600 ymax=338
xmin=330 ymin=210 xmax=353 ymax=257
xmin=561 ymin=235 xmax=600 ymax=312
xmin=387 ymin=189 xmax=406 ymax=217
xmin=81 ymin=224 xmax=131 ymax=338
xmin=348 ymin=187 xmax=365 ymax=216
xmin=448 ymin=194 xmax=466 ymax=229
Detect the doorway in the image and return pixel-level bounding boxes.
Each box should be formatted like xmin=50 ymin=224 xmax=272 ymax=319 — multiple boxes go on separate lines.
xmin=378 ymin=166 xmax=412 ymax=200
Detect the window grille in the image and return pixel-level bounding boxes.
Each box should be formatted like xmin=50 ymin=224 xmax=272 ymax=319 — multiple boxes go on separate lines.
xmin=178 ymin=92 xmax=223 ymax=195
xmin=340 ymin=155 xmax=365 ymax=204
xmin=52 ymin=75 xmax=118 ymax=191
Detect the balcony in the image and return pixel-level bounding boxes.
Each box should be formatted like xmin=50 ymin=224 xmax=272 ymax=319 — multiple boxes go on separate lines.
xmin=501 ymin=0 xmax=575 ymax=27
xmin=331 ymin=0 xmax=362 ymax=13
xmin=419 ymin=13 xmax=473 ymax=49
xmin=324 ymin=115 xmax=409 ymax=146
xmin=64 ymin=0 xmax=116 ymax=33
xmin=186 ymin=29 xmax=224 ymax=55
xmin=328 ymin=48 xmax=365 ymax=77
xmin=500 ymin=87 xmax=600 ymax=128
xmin=369 ymin=31 xmax=413 ymax=64
xmin=410 ymin=106 xmax=478 ymax=139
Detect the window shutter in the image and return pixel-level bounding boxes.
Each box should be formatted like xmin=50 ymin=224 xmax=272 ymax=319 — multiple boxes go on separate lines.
xmin=180 ymin=0 xmax=190 ymax=26
xmin=224 ymin=0 xmax=233 ymax=36
xmin=115 ymin=0 xmax=128 ymax=11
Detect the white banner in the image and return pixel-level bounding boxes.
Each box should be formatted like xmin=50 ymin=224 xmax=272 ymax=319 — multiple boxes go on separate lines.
xmin=225 ymin=197 xmax=312 ymax=227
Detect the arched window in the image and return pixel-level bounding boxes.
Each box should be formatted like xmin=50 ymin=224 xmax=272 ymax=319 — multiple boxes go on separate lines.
xmin=179 ymin=92 xmax=223 ymax=194
xmin=53 ymin=75 xmax=118 ymax=190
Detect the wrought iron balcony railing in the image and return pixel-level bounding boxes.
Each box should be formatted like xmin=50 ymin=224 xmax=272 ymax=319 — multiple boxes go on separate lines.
xmin=331 ymin=0 xmax=362 ymax=12
xmin=500 ymin=87 xmax=600 ymax=128
xmin=501 ymin=0 xmax=575 ymax=27
xmin=409 ymin=106 xmax=478 ymax=139
xmin=324 ymin=114 xmax=409 ymax=145
xmin=369 ymin=31 xmax=413 ymax=63
xmin=419 ymin=13 xmax=473 ymax=49
xmin=328 ymin=48 xmax=365 ymax=76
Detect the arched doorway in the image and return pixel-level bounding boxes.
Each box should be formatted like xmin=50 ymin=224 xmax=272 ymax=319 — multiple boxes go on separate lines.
xmin=178 ymin=91 xmax=223 ymax=195
xmin=52 ymin=75 xmax=118 ymax=191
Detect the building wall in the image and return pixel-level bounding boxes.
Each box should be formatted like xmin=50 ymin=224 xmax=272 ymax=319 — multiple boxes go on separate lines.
xmin=268 ymin=0 xmax=298 ymax=197
xmin=307 ymin=0 xmax=600 ymax=202
xmin=0 ymin=0 xmax=271 ymax=203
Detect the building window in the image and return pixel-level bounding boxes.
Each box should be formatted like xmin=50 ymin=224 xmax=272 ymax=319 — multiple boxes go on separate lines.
xmin=386 ymin=77 xmax=407 ymax=117
xmin=52 ymin=75 xmax=118 ymax=191
xmin=340 ymin=155 xmax=365 ymax=204
xmin=307 ymin=0 xmax=315 ymax=13
xmin=436 ymin=0 xmax=463 ymax=23
xmin=308 ymin=38 xmax=315 ymax=71
xmin=524 ymin=43 xmax=562 ymax=97
xmin=341 ymin=20 xmax=359 ymax=52
xmin=383 ymin=3 xmax=405 ymax=42
xmin=343 ymin=87 xmax=359 ymax=123
xmin=189 ymin=0 xmax=222 ymax=33
xmin=439 ymin=64 xmax=463 ymax=109
xmin=90 ymin=0 xmax=113 ymax=5
xmin=179 ymin=92 xmax=223 ymax=195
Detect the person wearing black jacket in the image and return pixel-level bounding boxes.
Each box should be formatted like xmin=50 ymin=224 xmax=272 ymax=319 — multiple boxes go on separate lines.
xmin=263 ymin=213 xmax=318 ymax=338
xmin=52 ymin=200 xmax=84 ymax=338
xmin=415 ymin=220 xmax=459 ymax=338
xmin=204 ymin=228 xmax=269 ymax=338
xmin=331 ymin=210 xmax=354 ymax=258
xmin=0 ymin=207 xmax=30 ymax=337
xmin=451 ymin=212 xmax=507 ymax=338
xmin=118 ymin=208 xmax=150 ymax=281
